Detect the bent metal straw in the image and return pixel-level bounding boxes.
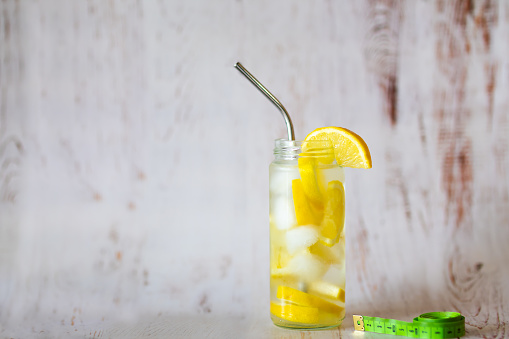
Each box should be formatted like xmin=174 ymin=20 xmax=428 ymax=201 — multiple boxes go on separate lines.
xmin=235 ymin=62 xmax=295 ymax=141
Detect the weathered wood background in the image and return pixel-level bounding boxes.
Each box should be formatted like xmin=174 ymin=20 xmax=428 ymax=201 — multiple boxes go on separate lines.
xmin=1 ymin=0 xmax=508 ymax=338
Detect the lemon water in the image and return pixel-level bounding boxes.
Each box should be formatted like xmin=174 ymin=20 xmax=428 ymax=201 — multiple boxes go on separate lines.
xmin=269 ymin=140 xmax=346 ymax=329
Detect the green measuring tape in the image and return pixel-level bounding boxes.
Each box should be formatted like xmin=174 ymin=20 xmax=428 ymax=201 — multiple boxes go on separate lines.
xmin=353 ymin=312 xmax=465 ymax=338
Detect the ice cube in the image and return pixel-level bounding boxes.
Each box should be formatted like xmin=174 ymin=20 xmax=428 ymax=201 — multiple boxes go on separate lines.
xmin=269 ymin=166 xmax=300 ymax=197
xmin=322 ymin=264 xmax=345 ymax=289
xmin=317 ymin=167 xmax=345 ymax=192
xmin=270 ymin=196 xmax=297 ymax=230
xmin=312 ymin=237 xmax=345 ymax=264
xmin=287 ymin=251 xmax=327 ymax=283
xmin=332 ymin=237 xmax=345 ymax=257
xmin=286 ymin=225 xmax=319 ymax=255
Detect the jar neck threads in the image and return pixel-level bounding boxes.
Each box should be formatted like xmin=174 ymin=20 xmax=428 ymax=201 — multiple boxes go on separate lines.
xmin=273 ymin=139 xmax=335 ymax=161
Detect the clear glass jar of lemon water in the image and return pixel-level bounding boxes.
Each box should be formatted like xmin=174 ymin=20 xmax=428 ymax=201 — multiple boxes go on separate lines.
xmin=269 ymin=139 xmax=346 ymax=329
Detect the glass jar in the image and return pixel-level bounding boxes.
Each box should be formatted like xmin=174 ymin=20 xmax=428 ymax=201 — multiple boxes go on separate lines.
xmin=269 ymin=139 xmax=346 ymax=329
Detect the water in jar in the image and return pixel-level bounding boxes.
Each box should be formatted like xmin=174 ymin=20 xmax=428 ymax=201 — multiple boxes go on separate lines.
xmin=269 ymin=157 xmax=346 ymax=329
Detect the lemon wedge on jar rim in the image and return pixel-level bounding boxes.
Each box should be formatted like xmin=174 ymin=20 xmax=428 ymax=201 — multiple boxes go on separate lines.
xmin=304 ymin=127 xmax=372 ymax=169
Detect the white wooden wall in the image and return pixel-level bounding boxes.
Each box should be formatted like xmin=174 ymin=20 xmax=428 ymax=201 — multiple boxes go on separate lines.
xmin=1 ymin=1 xmax=508 ymax=338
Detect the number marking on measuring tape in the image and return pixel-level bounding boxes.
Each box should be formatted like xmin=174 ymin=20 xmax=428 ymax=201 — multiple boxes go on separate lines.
xmin=353 ymin=312 xmax=465 ymax=338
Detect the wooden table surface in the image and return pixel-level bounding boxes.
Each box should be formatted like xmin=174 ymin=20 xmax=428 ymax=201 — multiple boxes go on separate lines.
xmin=2 ymin=311 xmax=506 ymax=338
xmin=1 ymin=0 xmax=508 ymax=338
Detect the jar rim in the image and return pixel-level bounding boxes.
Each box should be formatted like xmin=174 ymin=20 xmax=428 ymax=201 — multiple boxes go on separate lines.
xmin=273 ymin=138 xmax=335 ymax=159
xmin=274 ymin=138 xmax=333 ymax=148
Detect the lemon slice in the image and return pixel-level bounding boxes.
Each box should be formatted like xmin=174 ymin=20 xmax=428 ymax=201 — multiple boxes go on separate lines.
xmin=297 ymin=157 xmax=325 ymax=210
xmin=308 ymin=281 xmax=346 ymax=303
xmin=270 ymin=267 xmax=291 ymax=279
xmin=277 ymin=286 xmax=344 ymax=315
xmin=270 ymin=247 xmax=294 ymax=279
xmin=309 ymin=242 xmax=341 ymax=264
xmin=270 ymin=302 xmax=319 ymax=324
xmin=304 ymin=127 xmax=372 ymax=168
xmin=292 ymin=179 xmax=321 ymax=225
xmin=319 ymin=180 xmax=345 ymax=246
xmin=271 ymin=245 xmax=291 ymax=269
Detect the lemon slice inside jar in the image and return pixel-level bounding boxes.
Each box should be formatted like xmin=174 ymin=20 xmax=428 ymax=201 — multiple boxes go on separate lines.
xmin=292 ymin=179 xmax=322 ymax=225
xmin=270 ymin=302 xmax=320 ymax=324
xmin=319 ymin=180 xmax=345 ymax=247
xmin=277 ymin=286 xmax=344 ymax=315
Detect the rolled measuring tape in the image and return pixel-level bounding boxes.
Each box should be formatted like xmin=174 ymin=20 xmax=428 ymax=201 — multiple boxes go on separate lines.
xmin=353 ymin=312 xmax=465 ymax=338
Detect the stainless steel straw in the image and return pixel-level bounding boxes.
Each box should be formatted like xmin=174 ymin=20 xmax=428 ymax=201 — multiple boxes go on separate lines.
xmin=235 ymin=62 xmax=295 ymax=141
